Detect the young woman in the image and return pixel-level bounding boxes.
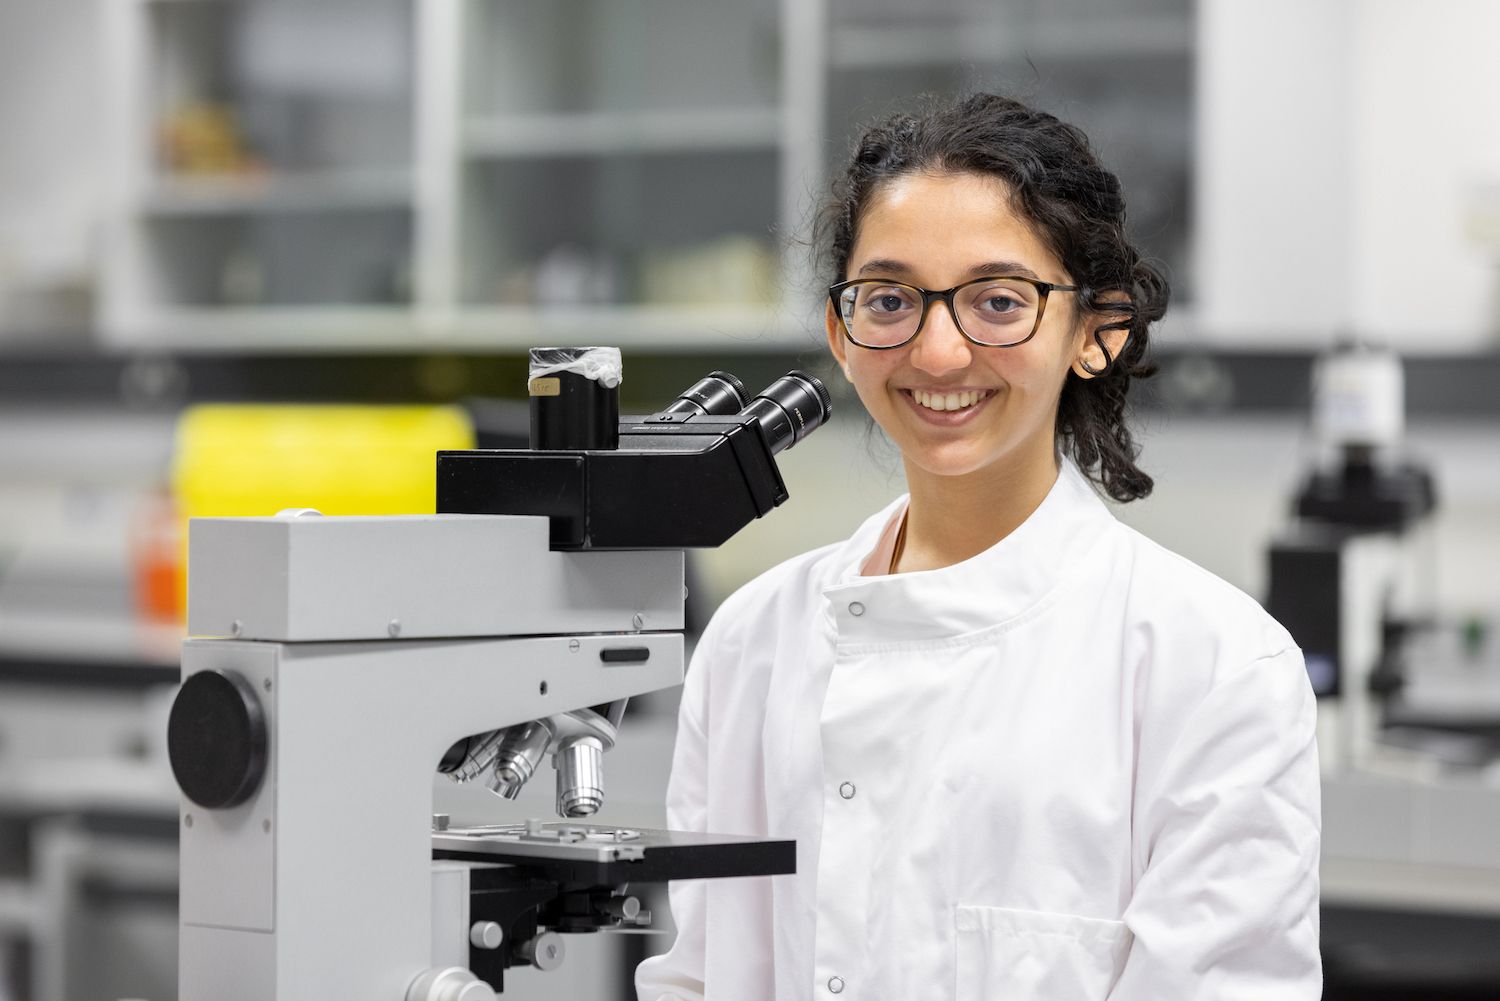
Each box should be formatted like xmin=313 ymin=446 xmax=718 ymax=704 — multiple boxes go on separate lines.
xmin=637 ymin=94 xmax=1320 ymax=1001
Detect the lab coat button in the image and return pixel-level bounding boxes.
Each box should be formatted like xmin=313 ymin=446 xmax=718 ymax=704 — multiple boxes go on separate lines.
xmin=848 ymin=601 xmax=865 ymax=616
xmin=838 ymin=781 xmax=856 ymax=799
xmin=828 ymin=976 xmax=846 ymax=994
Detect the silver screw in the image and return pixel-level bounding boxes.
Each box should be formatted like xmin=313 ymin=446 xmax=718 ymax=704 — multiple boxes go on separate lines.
xmin=631 ymin=613 xmax=645 ymax=631
xmin=263 ymin=678 xmax=272 ymax=692
xmin=262 ymin=818 xmax=271 ymax=833
xmin=387 ymin=619 xmax=401 ymax=638
xmin=568 ymin=639 xmax=580 ymax=653
xmin=184 ymin=813 xmax=193 ymax=828
xmin=230 ymin=620 xmax=243 ymax=638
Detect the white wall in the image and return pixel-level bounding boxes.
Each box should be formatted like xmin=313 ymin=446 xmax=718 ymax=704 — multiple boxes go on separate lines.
xmin=1349 ymin=1 xmax=1500 ymax=349
xmin=0 ymin=0 xmax=104 ymax=328
xmin=1195 ymin=0 xmax=1356 ymax=344
xmin=1195 ymin=0 xmax=1500 ymax=351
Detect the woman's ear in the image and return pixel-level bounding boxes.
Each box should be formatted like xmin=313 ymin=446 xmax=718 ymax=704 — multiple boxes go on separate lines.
xmin=1071 ymin=291 xmax=1132 ymax=380
xmin=825 ymin=299 xmax=852 ymax=380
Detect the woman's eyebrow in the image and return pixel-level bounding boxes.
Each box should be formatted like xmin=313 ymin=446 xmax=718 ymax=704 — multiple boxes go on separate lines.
xmin=967 ymin=261 xmax=1040 ymax=280
xmin=855 ymin=258 xmax=914 ymax=277
xmin=853 ymin=258 xmax=1041 ymax=280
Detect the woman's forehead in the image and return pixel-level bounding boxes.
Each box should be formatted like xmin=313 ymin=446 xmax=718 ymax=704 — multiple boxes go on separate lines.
xmin=850 ymin=171 xmax=1060 ymax=281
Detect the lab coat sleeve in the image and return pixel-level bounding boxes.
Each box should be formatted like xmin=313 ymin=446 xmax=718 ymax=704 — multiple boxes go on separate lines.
xmin=1109 ymin=645 xmax=1322 ymax=1000
xmin=634 ymin=627 xmax=715 ymax=1001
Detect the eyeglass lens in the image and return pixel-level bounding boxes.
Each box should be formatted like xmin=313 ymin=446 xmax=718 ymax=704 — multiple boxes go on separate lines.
xmin=837 ymin=279 xmax=1043 ymax=347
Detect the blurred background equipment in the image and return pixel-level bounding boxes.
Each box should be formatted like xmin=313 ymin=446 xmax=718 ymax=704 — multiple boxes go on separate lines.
xmin=1268 ymin=344 xmax=1438 ymax=772
xmin=1 ymin=0 xmax=1499 ymax=999
xmin=1268 ymin=344 xmax=1500 ymax=998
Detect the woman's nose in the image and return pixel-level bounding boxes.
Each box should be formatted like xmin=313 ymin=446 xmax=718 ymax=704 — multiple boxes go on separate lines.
xmin=908 ymin=301 xmax=973 ymax=376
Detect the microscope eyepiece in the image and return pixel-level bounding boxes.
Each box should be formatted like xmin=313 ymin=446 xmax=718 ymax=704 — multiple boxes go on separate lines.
xmin=741 ymin=371 xmax=833 ymax=453
xmin=660 ymin=370 xmax=750 ymax=418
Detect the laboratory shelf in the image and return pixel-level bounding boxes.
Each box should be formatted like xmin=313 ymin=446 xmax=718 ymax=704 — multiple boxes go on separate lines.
xmin=0 ymin=878 xmax=31 ymax=934
xmin=0 ymin=609 xmax=180 ymax=681
xmin=140 ymin=169 xmax=415 ymax=217
xmin=463 ymin=109 xmax=783 ymax=159
xmin=98 ymin=304 xmax=819 ymax=354
xmin=829 ymin=14 xmax=1193 ymax=69
xmin=107 ymin=305 xmax=418 ymax=352
xmin=435 ymin=304 xmax=818 ymax=353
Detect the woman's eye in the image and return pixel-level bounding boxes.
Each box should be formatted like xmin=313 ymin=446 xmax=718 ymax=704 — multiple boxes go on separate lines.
xmin=861 ymin=288 xmax=914 ymax=314
xmin=981 ymin=293 xmax=1022 ymax=313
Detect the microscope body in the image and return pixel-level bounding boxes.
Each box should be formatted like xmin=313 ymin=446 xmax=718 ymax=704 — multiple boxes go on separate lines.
xmin=175 ymin=513 xmax=684 ymax=999
xmin=170 ymin=352 xmax=827 ymax=998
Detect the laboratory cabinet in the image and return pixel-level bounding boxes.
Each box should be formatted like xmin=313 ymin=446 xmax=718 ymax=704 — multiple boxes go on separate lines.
xmin=97 ymin=0 xmax=1194 ymax=352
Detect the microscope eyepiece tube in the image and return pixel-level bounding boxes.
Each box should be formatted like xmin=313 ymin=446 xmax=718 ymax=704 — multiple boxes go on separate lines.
xmin=486 ymin=719 xmax=555 ymax=800
xmin=660 ymin=370 xmax=750 ymax=417
xmin=741 ymin=371 xmax=834 ymax=453
xmin=528 ymin=346 xmax=622 ymax=451
xmin=555 ymin=735 xmax=605 ymax=818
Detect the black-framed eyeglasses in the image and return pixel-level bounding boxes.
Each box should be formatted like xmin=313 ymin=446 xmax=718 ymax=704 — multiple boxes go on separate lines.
xmin=829 ymin=275 xmax=1081 ymax=349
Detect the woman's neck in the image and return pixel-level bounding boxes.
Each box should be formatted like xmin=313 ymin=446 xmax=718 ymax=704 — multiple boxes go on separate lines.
xmin=896 ymin=446 xmax=1061 ymax=574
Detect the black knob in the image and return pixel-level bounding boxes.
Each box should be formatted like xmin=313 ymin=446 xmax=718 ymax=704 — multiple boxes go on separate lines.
xmin=168 ymin=670 xmax=268 ymax=810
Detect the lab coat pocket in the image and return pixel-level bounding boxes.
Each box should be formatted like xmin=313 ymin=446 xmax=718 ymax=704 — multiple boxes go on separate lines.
xmin=955 ymin=905 xmax=1132 ymax=1001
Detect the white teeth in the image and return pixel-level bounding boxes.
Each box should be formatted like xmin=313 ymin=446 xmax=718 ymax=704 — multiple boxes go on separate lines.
xmin=914 ymin=390 xmax=987 ymax=412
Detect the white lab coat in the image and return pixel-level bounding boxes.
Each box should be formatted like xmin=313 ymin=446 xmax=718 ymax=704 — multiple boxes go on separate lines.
xmin=637 ymin=462 xmax=1321 ymax=1001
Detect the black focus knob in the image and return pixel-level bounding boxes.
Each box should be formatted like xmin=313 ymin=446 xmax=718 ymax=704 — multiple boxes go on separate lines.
xmin=168 ymin=670 xmax=268 ymax=810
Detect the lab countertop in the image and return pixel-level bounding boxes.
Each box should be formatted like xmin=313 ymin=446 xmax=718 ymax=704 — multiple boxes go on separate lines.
xmin=0 ymin=608 xmax=181 ymax=682
xmin=1322 ymin=769 xmax=1500 ymax=914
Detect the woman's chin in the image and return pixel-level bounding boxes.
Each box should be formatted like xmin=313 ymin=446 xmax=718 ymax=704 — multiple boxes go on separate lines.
xmin=895 ymin=428 xmax=1059 ymax=484
xmin=900 ymin=443 xmax=1005 ymax=481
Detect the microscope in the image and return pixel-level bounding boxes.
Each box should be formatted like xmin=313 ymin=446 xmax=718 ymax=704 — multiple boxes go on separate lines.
xmin=1267 ymin=344 xmax=1437 ymax=773
xmin=165 ymin=348 xmax=832 ymax=1000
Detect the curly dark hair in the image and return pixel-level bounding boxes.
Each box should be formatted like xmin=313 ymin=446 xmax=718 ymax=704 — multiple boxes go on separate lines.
xmin=816 ymin=93 xmax=1168 ymax=502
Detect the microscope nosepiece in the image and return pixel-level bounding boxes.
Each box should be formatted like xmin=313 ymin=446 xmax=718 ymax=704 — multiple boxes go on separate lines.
xmin=486 ymin=719 xmax=554 ymax=800
xmin=555 ymin=735 xmax=605 ymax=818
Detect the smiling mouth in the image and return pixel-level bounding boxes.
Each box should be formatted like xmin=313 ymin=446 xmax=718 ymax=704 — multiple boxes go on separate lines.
xmin=907 ymin=389 xmax=995 ymax=412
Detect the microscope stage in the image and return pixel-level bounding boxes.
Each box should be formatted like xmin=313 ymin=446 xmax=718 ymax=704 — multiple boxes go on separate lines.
xmin=432 ymin=822 xmax=795 ymax=886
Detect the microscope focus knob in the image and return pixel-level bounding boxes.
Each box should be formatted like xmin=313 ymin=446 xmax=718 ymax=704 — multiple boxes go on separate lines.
xmin=168 ymin=670 xmax=268 ymax=810
xmin=406 ymin=968 xmax=497 ymax=1001
xmin=515 ymin=931 xmax=566 ymax=972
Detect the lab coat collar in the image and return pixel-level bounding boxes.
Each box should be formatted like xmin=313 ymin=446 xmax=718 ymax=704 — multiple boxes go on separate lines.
xmin=823 ymin=461 xmax=1115 ymax=645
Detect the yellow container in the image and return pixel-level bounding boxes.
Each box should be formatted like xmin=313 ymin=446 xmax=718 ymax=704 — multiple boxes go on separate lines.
xmin=172 ymin=404 xmax=475 ymax=519
xmin=155 ymin=405 xmax=476 ymax=621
